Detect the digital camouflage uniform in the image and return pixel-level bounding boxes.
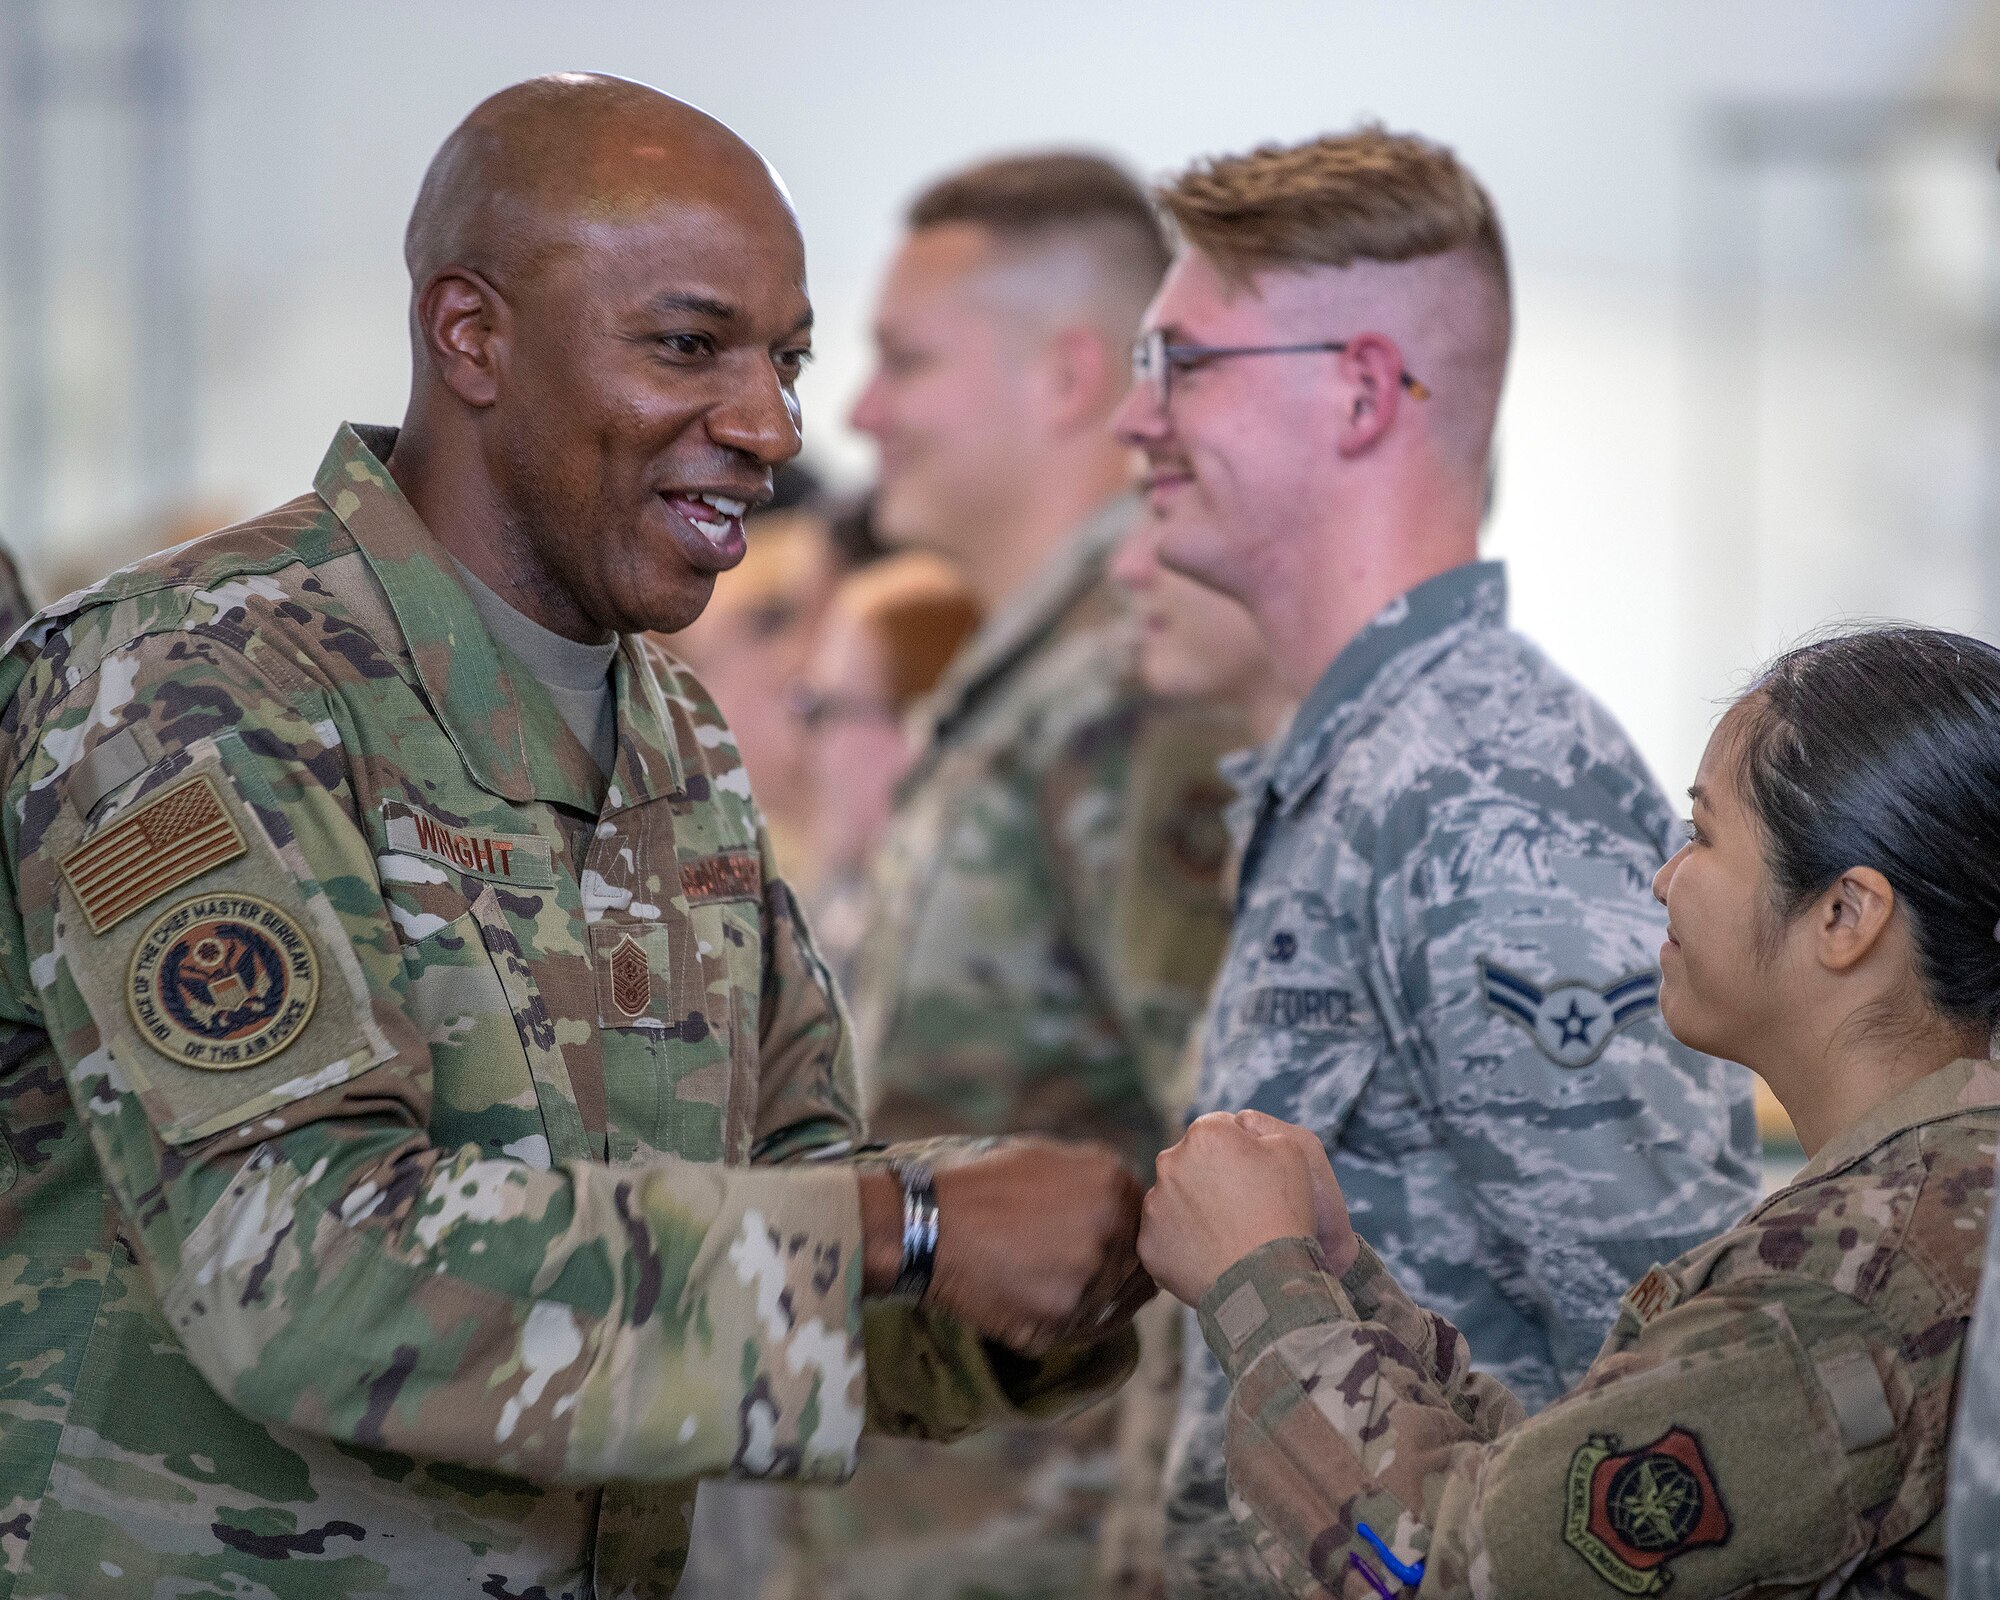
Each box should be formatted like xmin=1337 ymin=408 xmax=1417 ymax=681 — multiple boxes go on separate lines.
xmin=1167 ymin=561 xmax=1762 ymax=1596
xmin=1948 ymin=1143 xmax=2000 ymax=1596
xmin=785 ymin=498 xmax=1243 ymax=1600
xmin=0 ymin=544 xmax=33 ymax=643
xmin=0 ymin=424 xmax=1131 ymax=1600
xmin=1197 ymin=1056 xmax=2000 ymax=1598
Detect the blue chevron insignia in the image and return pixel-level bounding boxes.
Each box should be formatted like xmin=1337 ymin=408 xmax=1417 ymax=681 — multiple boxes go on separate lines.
xmin=1477 ymin=959 xmax=1661 ymax=1069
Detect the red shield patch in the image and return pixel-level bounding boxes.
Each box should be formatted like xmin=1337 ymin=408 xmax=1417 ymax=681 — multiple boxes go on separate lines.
xmin=1565 ymin=1426 xmax=1731 ymax=1593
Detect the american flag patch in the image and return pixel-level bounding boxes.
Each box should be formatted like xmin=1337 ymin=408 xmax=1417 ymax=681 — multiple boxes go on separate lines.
xmin=60 ymin=772 xmax=248 ymax=934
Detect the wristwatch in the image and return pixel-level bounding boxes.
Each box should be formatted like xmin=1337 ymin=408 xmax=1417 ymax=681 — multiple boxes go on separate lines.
xmin=889 ymin=1157 xmax=939 ymax=1302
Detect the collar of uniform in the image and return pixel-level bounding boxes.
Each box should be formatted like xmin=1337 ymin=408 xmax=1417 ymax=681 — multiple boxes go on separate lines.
xmin=1770 ymin=1058 xmax=2000 ymax=1200
xmin=1263 ymin=559 xmax=1506 ymax=814
xmin=607 ymin=636 xmax=686 ymax=807
xmin=315 ymin=422 xmax=606 ymax=813
xmin=917 ymin=494 xmax=1135 ymax=746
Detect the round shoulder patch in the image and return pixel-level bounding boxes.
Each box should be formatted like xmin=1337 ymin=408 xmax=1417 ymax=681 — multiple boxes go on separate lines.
xmin=126 ymin=892 xmax=320 ymax=1070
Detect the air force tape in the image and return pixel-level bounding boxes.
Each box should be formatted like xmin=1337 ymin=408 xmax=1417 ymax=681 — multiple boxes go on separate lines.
xmin=1479 ymin=958 xmax=1660 ymax=1069
xmin=126 ymin=892 xmax=319 ymax=1070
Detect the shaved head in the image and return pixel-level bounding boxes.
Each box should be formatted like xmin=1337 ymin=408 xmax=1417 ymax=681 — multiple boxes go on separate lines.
xmin=405 ymin=72 xmax=792 ymax=298
xmin=389 ymin=73 xmax=815 ymax=641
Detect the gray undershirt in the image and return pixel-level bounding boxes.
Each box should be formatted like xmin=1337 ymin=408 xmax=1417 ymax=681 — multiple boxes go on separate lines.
xmin=452 ymin=557 xmax=619 ymax=774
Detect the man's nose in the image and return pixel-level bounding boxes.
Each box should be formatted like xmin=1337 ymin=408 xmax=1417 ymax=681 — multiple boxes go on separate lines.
xmin=1110 ymin=375 xmax=1165 ymax=448
xmin=849 ymin=368 xmax=888 ymax=438
xmin=708 ymin=362 xmax=804 ymax=466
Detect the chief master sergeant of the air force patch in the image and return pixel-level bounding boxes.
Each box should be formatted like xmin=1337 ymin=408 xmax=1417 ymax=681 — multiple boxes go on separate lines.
xmin=1479 ymin=958 xmax=1662 ymax=1070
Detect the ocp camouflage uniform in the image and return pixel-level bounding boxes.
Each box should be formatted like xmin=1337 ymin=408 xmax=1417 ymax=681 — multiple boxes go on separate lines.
xmin=785 ymin=498 xmax=1244 ymax=1600
xmin=1198 ymin=1056 xmax=2000 ymax=1598
xmin=0 ymin=543 xmax=33 ymax=642
xmin=1947 ymin=1143 xmax=2000 ymax=1596
xmin=0 ymin=424 xmax=1131 ymax=1600
xmin=1167 ymin=560 xmax=1762 ymax=1595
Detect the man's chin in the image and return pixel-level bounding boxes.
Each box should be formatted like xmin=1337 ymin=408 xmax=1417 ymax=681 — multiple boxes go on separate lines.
xmin=614 ymin=574 xmax=719 ymax=638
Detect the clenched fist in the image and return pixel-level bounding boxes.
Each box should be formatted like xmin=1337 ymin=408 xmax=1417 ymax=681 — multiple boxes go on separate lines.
xmin=861 ymin=1139 xmax=1150 ymax=1355
xmin=1138 ymin=1110 xmax=1356 ymax=1306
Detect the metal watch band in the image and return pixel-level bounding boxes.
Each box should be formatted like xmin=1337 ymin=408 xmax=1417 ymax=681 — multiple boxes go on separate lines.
xmin=889 ymin=1158 xmax=938 ymax=1302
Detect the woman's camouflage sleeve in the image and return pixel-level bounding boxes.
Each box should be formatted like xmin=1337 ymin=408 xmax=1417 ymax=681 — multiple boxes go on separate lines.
xmin=1198 ymin=1239 xmax=1916 ymax=1598
xmin=0 ymin=625 xmax=875 ymax=1489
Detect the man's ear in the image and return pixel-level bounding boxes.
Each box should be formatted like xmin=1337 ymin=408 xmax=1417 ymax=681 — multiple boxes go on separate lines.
xmin=414 ymin=266 xmax=509 ymax=409
xmin=1332 ymin=333 xmax=1409 ymax=459
xmin=1036 ymin=324 xmax=1120 ymax=433
xmin=1815 ymin=865 xmax=1897 ymax=973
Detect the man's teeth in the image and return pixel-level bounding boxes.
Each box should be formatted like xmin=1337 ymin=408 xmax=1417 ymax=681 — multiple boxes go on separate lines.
xmin=694 ymin=493 xmax=747 ymax=520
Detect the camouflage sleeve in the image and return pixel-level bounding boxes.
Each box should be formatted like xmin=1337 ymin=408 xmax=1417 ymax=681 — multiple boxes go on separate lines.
xmin=748 ymin=830 xmax=866 ymax=1165
xmin=1383 ymin=787 xmax=1750 ymax=1387
xmin=3 ymin=628 xmax=873 ymax=1488
xmin=1201 ymin=1241 xmax=1912 ymax=1598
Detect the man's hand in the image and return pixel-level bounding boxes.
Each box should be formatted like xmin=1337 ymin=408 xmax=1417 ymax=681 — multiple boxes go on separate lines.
xmin=1138 ymin=1112 xmax=1324 ymax=1306
xmin=862 ymin=1140 xmax=1150 ymax=1356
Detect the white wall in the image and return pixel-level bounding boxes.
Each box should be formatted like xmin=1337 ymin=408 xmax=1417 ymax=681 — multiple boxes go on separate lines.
xmin=6 ymin=0 xmax=1990 ymax=796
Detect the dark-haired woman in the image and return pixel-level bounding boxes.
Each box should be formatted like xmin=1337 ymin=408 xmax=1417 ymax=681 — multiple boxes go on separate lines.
xmin=1138 ymin=625 xmax=2000 ymax=1599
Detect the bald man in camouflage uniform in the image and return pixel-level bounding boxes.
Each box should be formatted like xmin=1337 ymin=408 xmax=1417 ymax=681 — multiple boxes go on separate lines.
xmin=0 ymin=80 xmax=1144 ymax=1600
xmin=1110 ymin=129 xmax=1761 ymax=1595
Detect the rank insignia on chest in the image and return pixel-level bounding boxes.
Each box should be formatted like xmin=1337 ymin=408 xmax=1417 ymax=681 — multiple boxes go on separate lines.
xmin=1563 ymin=1427 xmax=1731 ymax=1594
xmin=609 ymin=934 xmax=652 ymax=1019
xmin=126 ymin=892 xmax=319 ymax=1069
xmin=1479 ymin=959 xmax=1660 ymax=1068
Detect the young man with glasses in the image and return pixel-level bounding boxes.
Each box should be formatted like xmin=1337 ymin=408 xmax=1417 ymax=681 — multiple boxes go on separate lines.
xmin=1111 ymin=125 xmax=1762 ymax=1597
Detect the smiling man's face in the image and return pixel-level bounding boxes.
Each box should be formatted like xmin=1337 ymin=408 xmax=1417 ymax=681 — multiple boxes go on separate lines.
xmin=1112 ymin=247 xmax=1339 ymax=607
xmin=488 ymin=182 xmax=814 ymax=637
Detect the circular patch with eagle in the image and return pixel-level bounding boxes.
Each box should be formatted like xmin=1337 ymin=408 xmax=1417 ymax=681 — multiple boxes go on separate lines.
xmin=126 ymin=893 xmax=319 ymax=1069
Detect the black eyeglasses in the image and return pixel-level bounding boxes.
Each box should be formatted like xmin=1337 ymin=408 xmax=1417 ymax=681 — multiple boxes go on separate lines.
xmin=1130 ymin=328 xmax=1431 ymax=412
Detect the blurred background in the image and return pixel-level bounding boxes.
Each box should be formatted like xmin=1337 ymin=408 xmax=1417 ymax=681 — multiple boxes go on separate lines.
xmin=3 ymin=0 xmax=1997 ymax=801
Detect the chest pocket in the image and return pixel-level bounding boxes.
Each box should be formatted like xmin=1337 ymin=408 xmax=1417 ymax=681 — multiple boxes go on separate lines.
xmin=380 ymin=840 xmax=584 ymax=1170
xmin=589 ymin=893 xmax=762 ymax=1166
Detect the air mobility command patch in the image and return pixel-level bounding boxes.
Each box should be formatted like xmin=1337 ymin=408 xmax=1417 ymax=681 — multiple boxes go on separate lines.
xmin=1563 ymin=1427 xmax=1731 ymax=1593
xmin=126 ymin=892 xmax=319 ymax=1069
xmin=1479 ymin=959 xmax=1661 ymax=1068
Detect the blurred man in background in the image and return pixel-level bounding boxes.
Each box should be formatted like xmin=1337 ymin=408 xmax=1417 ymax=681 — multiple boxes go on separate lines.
xmin=1113 ymin=125 xmax=1762 ymax=1596
xmin=793 ymin=552 xmax=981 ymax=986
xmin=786 ymin=152 xmax=1247 ymax=1600
xmin=1097 ymin=515 xmax=1292 ymax=1600
xmin=0 ymin=543 xmax=33 ymax=639
xmin=664 ymin=463 xmax=838 ymax=884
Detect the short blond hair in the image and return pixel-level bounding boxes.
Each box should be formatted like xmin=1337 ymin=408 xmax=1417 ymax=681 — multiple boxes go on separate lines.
xmin=1158 ymin=124 xmax=1508 ymax=296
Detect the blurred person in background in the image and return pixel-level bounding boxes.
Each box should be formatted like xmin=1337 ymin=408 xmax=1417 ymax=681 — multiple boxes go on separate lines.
xmin=1113 ymin=125 xmax=1761 ymax=1596
xmin=794 ymin=552 xmax=981 ymax=985
xmin=1098 ymin=513 xmax=1293 ymax=1600
xmin=0 ymin=541 xmax=33 ymax=639
xmin=790 ymin=151 xmax=1248 ymax=1600
xmin=664 ymin=461 xmax=837 ymax=884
